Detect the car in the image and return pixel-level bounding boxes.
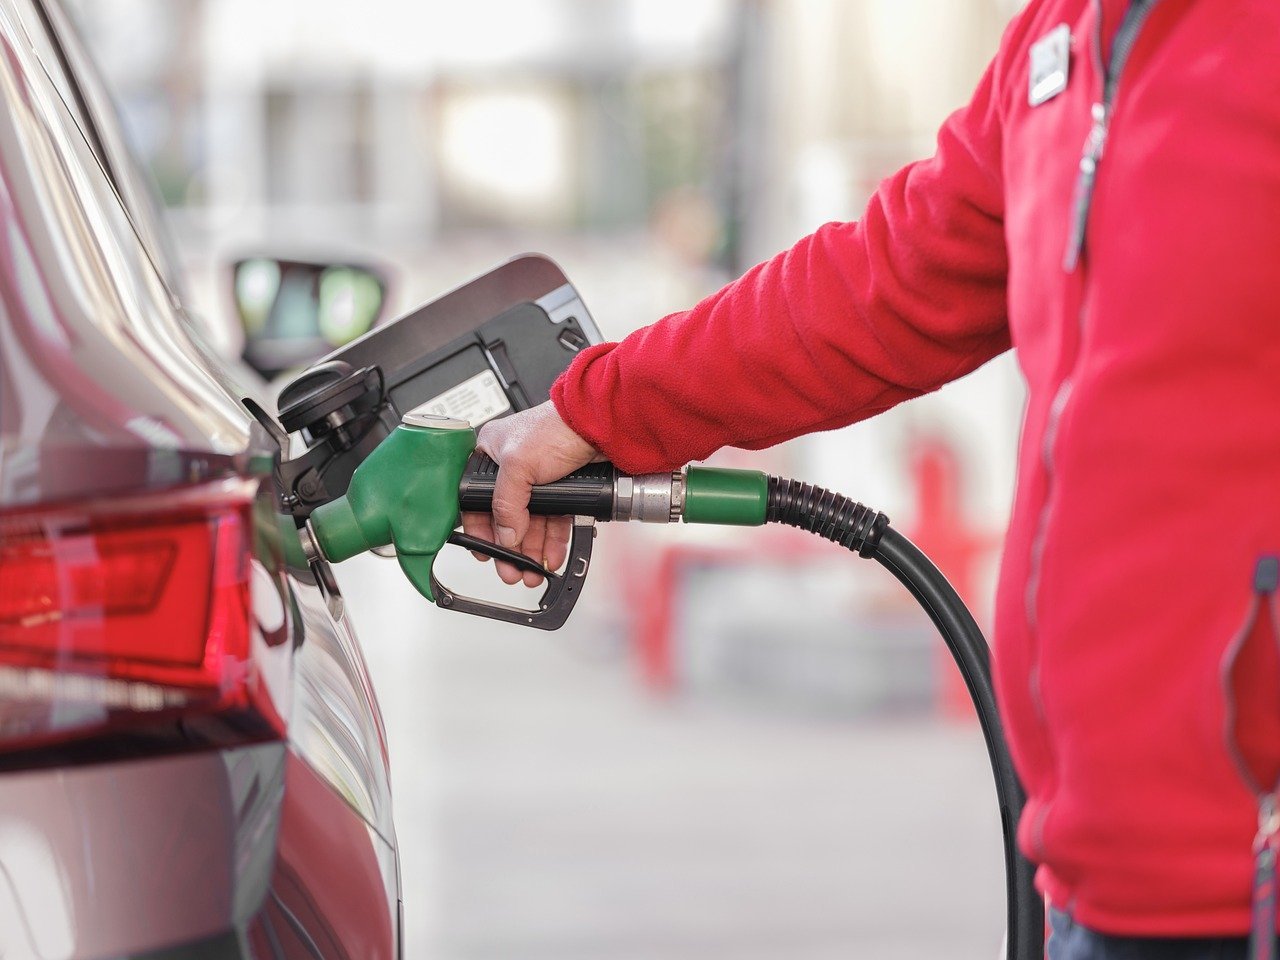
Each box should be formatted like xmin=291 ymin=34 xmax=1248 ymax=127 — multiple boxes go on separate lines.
xmin=0 ymin=0 xmax=401 ymax=955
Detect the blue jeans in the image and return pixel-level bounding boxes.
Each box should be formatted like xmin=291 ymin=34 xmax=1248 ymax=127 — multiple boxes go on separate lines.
xmin=1047 ymin=909 xmax=1266 ymax=960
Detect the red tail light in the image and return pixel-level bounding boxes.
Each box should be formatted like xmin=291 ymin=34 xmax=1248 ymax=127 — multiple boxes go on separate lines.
xmin=0 ymin=482 xmax=284 ymax=753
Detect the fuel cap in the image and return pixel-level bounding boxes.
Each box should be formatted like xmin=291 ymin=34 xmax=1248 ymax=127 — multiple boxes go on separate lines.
xmin=278 ymin=361 xmax=382 ymax=435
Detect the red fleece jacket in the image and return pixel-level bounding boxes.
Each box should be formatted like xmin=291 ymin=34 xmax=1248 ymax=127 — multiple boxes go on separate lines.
xmin=552 ymin=0 xmax=1280 ymax=936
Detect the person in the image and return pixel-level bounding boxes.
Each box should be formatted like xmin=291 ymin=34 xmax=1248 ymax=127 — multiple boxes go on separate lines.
xmin=461 ymin=0 xmax=1280 ymax=956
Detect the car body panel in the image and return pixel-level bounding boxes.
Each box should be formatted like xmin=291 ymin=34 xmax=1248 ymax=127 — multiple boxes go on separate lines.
xmin=0 ymin=0 xmax=251 ymax=508
xmin=289 ymin=576 xmax=396 ymax=843
xmin=0 ymin=744 xmax=281 ymax=957
xmin=259 ymin=751 xmax=398 ymax=960
xmin=0 ymin=744 xmax=399 ymax=959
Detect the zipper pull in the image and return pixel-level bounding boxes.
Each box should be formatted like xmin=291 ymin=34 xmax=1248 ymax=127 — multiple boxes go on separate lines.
xmin=1063 ymin=102 xmax=1110 ymax=272
xmin=1251 ymin=794 xmax=1280 ymax=960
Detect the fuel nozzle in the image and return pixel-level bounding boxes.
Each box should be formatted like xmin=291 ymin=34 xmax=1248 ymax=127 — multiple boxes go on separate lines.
xmin=304 ymin=413 xmax=883 ymax=630
xmin=306 ymin=411 xmax=475 ymax=601
xmin=303 ymin=412 xmax=603 ymax=629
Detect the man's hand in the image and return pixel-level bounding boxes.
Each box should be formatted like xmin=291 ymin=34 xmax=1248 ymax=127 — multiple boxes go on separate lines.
xmin=462 ymin=401 xmax=601 ymax=587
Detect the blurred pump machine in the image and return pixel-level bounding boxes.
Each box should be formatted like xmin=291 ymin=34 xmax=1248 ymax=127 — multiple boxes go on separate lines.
xmin=265 ymin=254 xmax=1041 ymax=957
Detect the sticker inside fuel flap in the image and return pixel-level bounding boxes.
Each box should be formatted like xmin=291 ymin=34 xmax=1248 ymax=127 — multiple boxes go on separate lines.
xmin=420 ymin=370 xmax=511 ymax=427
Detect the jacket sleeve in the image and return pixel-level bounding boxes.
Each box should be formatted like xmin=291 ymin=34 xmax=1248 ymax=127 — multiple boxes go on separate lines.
xmin=551 ymin=40 xmax=1015 ymax=476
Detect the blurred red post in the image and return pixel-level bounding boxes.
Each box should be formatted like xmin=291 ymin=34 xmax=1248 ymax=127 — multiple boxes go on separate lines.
xmin=905 ymin=436 xmax=1000 ymax=720
xmin=631 ymin=532 xmax=819 ymax=695
xmin=636 ymin=547 xmax=681 ymax=693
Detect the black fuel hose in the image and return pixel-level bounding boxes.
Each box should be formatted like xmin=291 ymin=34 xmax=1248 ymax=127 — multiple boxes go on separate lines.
xmin=766 ymin=476 xmax=1042 ymax=960
xmin=874 ymin=530 xmax=1040 ymax=958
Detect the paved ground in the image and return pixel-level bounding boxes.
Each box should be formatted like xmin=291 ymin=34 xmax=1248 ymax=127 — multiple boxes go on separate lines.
xmin=342 ymin=554 xmax=1006 ymax=960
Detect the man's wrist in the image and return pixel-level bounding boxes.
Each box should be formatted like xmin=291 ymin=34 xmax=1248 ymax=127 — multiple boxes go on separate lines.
xmin=550 ymin=341 xmax=617 ymax=462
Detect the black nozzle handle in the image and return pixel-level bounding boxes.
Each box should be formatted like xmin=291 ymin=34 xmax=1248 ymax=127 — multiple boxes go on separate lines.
xmin=458 ymin=451 xmax=618 ymax=520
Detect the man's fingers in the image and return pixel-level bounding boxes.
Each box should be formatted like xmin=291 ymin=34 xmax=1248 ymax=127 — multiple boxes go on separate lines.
xmin=489 ymin=456 xmax=533 ymax=550
xmin=460 ymin=512 xmax=494 ymax=562
xmin=494 ymin=558 xmax=524 ymax=585
xmin=470 ymin=480 xmax=527 ymax=583
xmin=544 ymin=516 xmax=572 ymax=573
xmin=472 ymin=402 xmax=602 ymax=590
xmin=519 ymin=516 xmax=548 ymax=588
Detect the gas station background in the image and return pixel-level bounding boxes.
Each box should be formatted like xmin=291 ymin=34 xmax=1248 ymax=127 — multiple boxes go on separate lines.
xmin=70 ymin=2 xmax=1026 ymax=956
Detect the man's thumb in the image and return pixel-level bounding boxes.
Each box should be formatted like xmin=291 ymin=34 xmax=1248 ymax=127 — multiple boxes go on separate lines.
xmin=490 ymin=463 xmax=531 ymax=548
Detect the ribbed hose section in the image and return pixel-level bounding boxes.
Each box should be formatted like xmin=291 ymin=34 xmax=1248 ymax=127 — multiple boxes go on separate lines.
xmin=765 ymin=476 xmax=890 ymax=557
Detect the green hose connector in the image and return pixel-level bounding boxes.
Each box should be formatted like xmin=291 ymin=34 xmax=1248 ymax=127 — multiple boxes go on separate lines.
xmin=309 ymin=414 xmax=476 ymax=601
xmin=683 ymin=467 xmax=768 ymax=526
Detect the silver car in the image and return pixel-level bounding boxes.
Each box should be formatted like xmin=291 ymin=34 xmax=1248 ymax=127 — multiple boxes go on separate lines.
xmin=0 ymin=1 xmax=400 ymax=955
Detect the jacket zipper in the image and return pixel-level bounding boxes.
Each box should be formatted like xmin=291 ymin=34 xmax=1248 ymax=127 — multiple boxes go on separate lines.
xmin=1222 ymin=557 xmax=1280 ymax=958
xmin=1023 ymin=0 xmax=1162 ymax=861
xmin=1064 ymin=0 xmax=1161 ymax=271
xmin=1251 ymin=796 xmax=1280 ymax=960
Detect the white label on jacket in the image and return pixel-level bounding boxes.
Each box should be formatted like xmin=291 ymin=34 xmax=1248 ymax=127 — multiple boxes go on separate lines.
xmin=421 ymin=370 xmax=511 ymax=427
xmin=1029 ymin=23 xmax=1071 ymax=106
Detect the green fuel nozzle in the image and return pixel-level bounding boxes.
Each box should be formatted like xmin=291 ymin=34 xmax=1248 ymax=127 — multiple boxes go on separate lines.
xmin=303 ymin=411 xmax=885 ymax=628
xmin=308 ymin=412 xmax=475 ymax=601
xmin=302 ymin=409 xmax=610 ymax=629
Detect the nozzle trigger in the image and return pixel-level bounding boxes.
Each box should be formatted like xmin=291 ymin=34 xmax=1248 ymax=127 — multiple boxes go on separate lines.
xmin=428 ymin=517 xmax=596 ymax=631
xmin=447 ymin=532 xmax=560 ymax=581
